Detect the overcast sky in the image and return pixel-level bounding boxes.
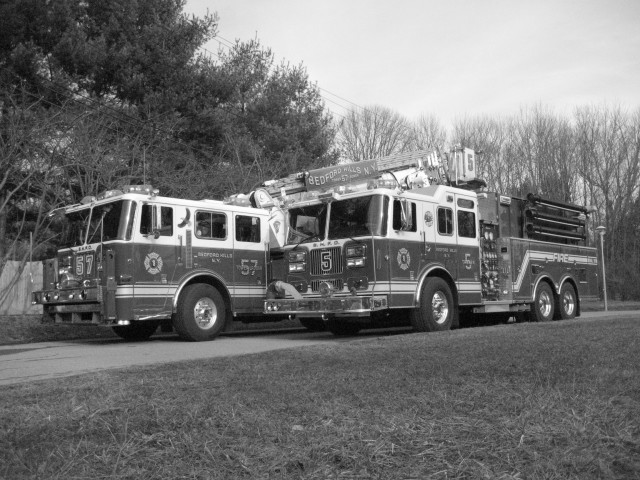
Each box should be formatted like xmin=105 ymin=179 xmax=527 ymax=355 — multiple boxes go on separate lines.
xmin=184 ymin=0 xmax=640 ymax=127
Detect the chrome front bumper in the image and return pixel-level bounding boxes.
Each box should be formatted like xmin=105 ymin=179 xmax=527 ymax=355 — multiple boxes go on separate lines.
xmin=264 ymin=295 xmax=388 ymax=317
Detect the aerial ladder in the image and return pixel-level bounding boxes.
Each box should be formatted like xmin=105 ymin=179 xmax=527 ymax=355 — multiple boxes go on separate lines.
xmin=226 ymin=146 xmax=486 ymax=211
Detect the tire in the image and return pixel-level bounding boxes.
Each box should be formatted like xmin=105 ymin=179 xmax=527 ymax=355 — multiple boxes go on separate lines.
xmin=112 ymin=321 xmax=159 ymax=341
xmin=174 ymin=284 xmax=227 ymax=341
xmin=557 ymin=283 xmax=577 ymax=320
xmin=326 ymin=319 xmax=361 ymax=336
xmin=411 ymin=277 xmax=454 ymax=332
xmin=530 ymin=282 xmax=555 ymax=322
xmin=299 ymin=317 xmax=327 ymax=332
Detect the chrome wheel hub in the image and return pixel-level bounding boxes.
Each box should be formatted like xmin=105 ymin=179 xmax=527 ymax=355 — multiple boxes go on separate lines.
xmin=562 ymin=290 xmax=575 ymax=316
xmin=538 ymin=290 xmax=553 ymax=318
xmin=431 ymin=291 xmax=450 ymax=324
xmin=193 ymin=297 xmax=218 ymax=330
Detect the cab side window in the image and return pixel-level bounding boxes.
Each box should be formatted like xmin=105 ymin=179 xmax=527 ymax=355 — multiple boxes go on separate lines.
xmin=140 ymin=204 xmax=173 ymax=236
xmin=236 ymin=215 xmax=261 ymax=243
xmin=158 ymin=207 xmax=173 ymax=236
xmin=196 ymin=211 xmax=226 ymax=240
xmin=140 ymin=204 xmax=153 ymax=235
xmin=392 ymin=199 xmax=417 ymax=232
xmin=457 ymin=210 xmax=476 ymax=238
xmin=438 ymin=207 xmax=454 ymax=235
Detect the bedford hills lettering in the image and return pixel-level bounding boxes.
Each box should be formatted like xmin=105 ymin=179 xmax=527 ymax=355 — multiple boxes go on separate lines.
xmin=306 ymin=160 xmax=378 ymax=190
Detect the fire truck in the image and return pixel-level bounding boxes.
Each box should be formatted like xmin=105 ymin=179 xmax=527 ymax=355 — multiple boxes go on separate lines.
xmin=262 ymin=147 xmax=600 ymax=335
xmin=32 ymin=147 xmax=599 ymax=341
xmin=32 ymin=185 xmax=283 ymax=341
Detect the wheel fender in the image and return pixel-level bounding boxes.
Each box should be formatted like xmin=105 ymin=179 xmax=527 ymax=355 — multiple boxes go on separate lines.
xmin=532 ymin=274 xmax=558 ymax=298
xmin=414 ymin=264 xmax=458 ymax=306
xmin=172 ymin=271 xmax=231 ymax=312
xmin=557 ymin=274 xmax=578 ymax=294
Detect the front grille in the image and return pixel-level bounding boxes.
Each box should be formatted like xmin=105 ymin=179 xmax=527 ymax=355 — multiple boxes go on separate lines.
xmin=310 ymin=247 xmax=343 ymax=276
xmin=310 ymin=279 xmax=344 ymax=292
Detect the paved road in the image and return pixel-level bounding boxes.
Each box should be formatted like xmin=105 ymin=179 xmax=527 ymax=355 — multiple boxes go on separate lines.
xmin=1 ymin=310 xmax=638 ymax=386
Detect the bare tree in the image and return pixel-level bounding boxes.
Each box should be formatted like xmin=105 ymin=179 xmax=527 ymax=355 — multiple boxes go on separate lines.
xmin=337 ymin=105 xmax=414 ymax=162
xmin=412 ymin=114 xmax=447 ymax=152
xmin=508 ymin=105 xmax=578 ymax=201
xmin=451 ymin=106 xmax=580 ymax=202
xmin=574 ymin=104 xmax=640 ymax=298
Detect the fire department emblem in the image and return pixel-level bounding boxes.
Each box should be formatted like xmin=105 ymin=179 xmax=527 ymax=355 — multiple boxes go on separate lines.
xmin=397 ymin=248 xmax=411 ymax=271
xmin=424 ymin=211 xmax=434 ymax=227
xmin=144 ymin=252 xmax=163 ymax=275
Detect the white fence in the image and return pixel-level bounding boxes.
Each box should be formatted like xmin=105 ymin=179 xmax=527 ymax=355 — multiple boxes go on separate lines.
xmin=0 ymin=261 xmax=43 ymax=315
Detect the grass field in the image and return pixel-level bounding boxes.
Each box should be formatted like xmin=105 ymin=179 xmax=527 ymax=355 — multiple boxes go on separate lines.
xmin=1 ymin=315 xmax=639 ymax=479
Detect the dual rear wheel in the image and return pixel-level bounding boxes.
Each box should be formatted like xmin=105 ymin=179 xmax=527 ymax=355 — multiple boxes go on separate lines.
xmin=529 ymin=282 xmax=577 ymax=322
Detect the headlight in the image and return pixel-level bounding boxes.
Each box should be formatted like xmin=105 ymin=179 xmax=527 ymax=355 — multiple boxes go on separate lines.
xmin=346 ymin=245 xmax=366 ymax=257
xmin=347 ymin=257 xmax=365 ymax=268
xmin=288 ymin=250 xmax=307 ymax=262
xmin=289 ymin=263 xmax=306 ymax=273
xmin=58 ymin=265 xmax=71 ymax=276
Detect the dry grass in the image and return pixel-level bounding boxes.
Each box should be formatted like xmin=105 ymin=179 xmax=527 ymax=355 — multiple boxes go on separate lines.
xmin=1 ymin=316 xmax=639 ymax=479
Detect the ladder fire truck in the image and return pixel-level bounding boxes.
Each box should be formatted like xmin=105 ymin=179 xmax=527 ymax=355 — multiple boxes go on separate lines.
xmin=31 ymin=185 xmax=284 ymax=341
xmin=261 ymin=147 xmax=600 ymax=335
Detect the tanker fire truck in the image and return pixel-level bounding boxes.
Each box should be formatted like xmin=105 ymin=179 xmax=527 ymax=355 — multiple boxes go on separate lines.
xmin=31 ymin=185 xmax=285 ymax=341
xmin=262 ymin=147 xmax=599 ymax=335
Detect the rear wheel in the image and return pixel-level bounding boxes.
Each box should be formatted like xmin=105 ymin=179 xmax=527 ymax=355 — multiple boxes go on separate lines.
xmin=531 ymin=283 xmax=555 ymax=322
xmin=112 ymin=321 xmax=159 ymax=341
xmin=558 ymin=283 xmax=577 ymax=320
xmin=410 ymin=277 xmax=454 ymax=332
xmin=174 ymin=284 xmax=227 ymax=341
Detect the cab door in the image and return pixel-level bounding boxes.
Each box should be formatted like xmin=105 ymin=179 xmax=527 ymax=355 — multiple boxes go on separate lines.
xmin=455 ymin=193 xmax=482 ymax=304
xmin=232 ymin=212 xmax=268 ymax=313
xmin=387 ymin=197 xmax=423 ymax=308
xmin=132 ymin=202 xmax=177 ymax=319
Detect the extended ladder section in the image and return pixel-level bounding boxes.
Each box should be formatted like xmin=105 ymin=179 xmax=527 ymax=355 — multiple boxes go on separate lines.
xmin=259 ymin=149 xmax=446 ymax=198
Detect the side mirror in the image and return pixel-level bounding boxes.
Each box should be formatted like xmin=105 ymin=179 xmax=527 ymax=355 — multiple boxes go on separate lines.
xmin=400 ymin=199 xmax=413 ymax=231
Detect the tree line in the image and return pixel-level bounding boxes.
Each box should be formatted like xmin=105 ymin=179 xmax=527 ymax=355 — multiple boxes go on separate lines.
xmin=1 ymin=0 xmax=638 ymax=302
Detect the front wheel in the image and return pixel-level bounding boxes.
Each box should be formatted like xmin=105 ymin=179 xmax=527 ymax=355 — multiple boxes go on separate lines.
xmin=557 ymin=283 xmax=577 ymax=320
xmin=174 ymin=284 xmax=227 ymax=341
xmin=112 ymin=321 xmax=159 ymax=341
xmin=531 ymin=283 xmax=555 ymax=322
xmin=410 ymin=277 xmax=454 ymax=332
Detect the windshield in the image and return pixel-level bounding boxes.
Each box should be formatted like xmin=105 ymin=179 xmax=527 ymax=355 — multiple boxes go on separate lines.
xmin=328 ymin=195 xmax=388 ymax=239
xmin=287 ymin=204 xmax=327 ymax=244
xmin=58 ymin=200 xmax=136 ymax=248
